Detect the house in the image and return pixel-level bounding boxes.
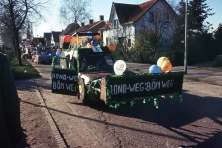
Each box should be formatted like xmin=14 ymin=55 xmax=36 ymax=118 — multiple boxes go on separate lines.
xmin=59 ymin=22 xmax=80 ymax=48
xmin=44 ymin=32 xmax=52 ymax=47
xmin=69 ymin=15 xmax=106 ymax=47
xmin=101 ymin=0 xmax=177 ymax=49
xmin=51 ymin=31 xmax=62 ymax=48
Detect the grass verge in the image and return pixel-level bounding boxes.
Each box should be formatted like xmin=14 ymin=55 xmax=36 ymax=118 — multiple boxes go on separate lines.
xmin=11 ymin=56 xmax=41 ymax=80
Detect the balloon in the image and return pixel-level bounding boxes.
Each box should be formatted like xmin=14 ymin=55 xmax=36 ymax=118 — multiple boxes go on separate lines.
xmin=56 ymin=51 xmax=62 ymax=57
xmin=63 ymin=35 xmax=72 ymax=43
xmin=87 ymin=31 xmax=92 ymax=39
xmin=108 ymin=44 xmax=115 ymax=51
xmin=57 ymin=48 xmax=61 ymax=52
xmin=161 ymin=61 xmax=172 ymax=72
xmin=149 ymin=65 xmax=162 ymax=73
xmin=72 ymin=36 xmax=82 ymax=44
xmin=93 ymin=35 xmax=101 ymax=40
xmin=91 ymin=39 xmax=99 ymax=46
xmin=86 ymin=43 xmax=90 ymax=47
xmin=157 ymin=57 xmax=169 ymax=67
xmin=113 ymin=60 xmax=126 ymax=75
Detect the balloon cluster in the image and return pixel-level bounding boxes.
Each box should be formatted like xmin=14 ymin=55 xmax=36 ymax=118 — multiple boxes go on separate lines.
xmin=87 ymin=31 xmax=102 ymax=48
xmin=149 ymin=57 xmax=172 ymax=73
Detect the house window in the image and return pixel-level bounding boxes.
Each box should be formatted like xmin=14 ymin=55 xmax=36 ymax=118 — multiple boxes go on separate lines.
xmin=165 ymin=13 xmax=169 ymax=23
xmin=127 ymin=39 xmax=131 ymax=47
xmin=149 ymin=12 xmax=154 ymax=22
xmin=118 ymin=37 xmax=124 ymax=45
xmin=113 ymin=19 xmax=119 ymax=28
xmin=106 ymin=37 xmax=109 ymax=46
xmin=106 ymin=37 xmax=113 ymax=46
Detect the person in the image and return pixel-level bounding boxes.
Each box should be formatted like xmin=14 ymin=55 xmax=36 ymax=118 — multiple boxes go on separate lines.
xmin=0 ymin=52 xmax=21 ymax=147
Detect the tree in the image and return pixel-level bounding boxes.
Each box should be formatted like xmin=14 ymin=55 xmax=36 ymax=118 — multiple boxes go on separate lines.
xmin=188 ymin=0 xmax=214 ymax=34
xmin=214 ymin=24 xmax=222 ymax=55
xmin=59 ymin=0 xmax=91 ymax=28
xmin=0 ymin=0 xmax=49 ymax=65
xmin=171 ymin=0 xmax=216 ymax=64
xmin=26 ymin=20 xmax=32 ymax=39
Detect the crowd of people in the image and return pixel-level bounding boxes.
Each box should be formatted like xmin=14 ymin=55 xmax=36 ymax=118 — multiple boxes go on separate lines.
xmin=20 ymin=43 xmax=62 ymax=60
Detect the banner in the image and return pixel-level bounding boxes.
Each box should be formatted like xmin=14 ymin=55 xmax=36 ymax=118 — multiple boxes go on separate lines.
xmin=51 ymin=69 xmax=78 ymax=95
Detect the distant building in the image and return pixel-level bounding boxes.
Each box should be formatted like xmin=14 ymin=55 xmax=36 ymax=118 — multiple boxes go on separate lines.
xmin=44 ymin=32 xmax=52 ymax=47
xmin=51 ymin=31 xmax=62 ymax=47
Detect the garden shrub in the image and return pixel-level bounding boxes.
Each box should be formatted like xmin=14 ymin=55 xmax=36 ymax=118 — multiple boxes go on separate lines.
xmin=213 ymin=55 xmax=222 ymax=67
xmin=111 ymin=47 xmax=184 ymax=66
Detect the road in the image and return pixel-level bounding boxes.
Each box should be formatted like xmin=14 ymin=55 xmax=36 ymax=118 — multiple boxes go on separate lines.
xmin=31 ymin=62 xmax=222 ymax=148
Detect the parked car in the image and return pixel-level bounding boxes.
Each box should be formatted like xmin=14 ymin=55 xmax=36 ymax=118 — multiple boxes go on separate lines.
xmin=33 ymin=47 xmax=53 ymax=64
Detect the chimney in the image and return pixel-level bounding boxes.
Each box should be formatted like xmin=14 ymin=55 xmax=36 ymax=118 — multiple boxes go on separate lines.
xmin=89 ymin=19 xmax=93 ymax=24
xmin=81 ymin=22 xmax=85 ymax=27
xmin=99 ymin=15 xmax=104 ymax=21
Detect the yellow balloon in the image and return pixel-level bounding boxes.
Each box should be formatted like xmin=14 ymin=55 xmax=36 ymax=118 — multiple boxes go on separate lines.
xmin=157 ymin=57 xmax=169 ymax=67
xmin=72 ymin=36 xmax=77 ymax=43
xmin=72 ymin=36 xmax=82 ymax=44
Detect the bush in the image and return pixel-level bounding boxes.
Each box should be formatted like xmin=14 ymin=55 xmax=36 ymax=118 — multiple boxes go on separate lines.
xmin=111 ymin=47 xmax=184 ymax=66
xmin=214 ymin=55 xmax=222 ymax=67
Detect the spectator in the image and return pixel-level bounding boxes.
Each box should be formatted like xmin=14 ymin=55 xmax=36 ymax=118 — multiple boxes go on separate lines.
xmin=0 ymin=52 xmax=21 ymax=147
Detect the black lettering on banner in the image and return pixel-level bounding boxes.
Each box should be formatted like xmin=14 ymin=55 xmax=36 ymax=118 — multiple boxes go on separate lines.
xmin=51 ymin=69 xmax=78 ymax=95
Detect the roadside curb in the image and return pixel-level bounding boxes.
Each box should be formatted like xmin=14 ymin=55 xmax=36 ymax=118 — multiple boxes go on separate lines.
xmin=33 ymin=79 xmax=67 ymax=148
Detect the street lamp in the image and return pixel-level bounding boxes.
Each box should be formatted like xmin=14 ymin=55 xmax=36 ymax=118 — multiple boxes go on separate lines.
xmin=184 ymin=0 xmax=188 ymax=74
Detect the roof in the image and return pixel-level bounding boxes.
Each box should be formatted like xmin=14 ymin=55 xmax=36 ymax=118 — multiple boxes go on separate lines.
xmin=52 ymin=31 xmax=62 ymax=42
xmin=128 ymin=0 xmax=157 ymax=22
xmin=60 ymin=22 xmax=80 ymax=36
xmin=112 ymin=0 xmax=158 ymax=24
xmin=44 ymin=33 xmax=51 ymax=40
xmin=69 ymin=20 xmax=106 ymax=35
xmin=113 ymin=3 xmax=138 ymax=24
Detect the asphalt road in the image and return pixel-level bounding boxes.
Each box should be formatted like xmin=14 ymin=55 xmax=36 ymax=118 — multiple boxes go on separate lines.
xmin=31 ymin=61 xmax=222 ymax=148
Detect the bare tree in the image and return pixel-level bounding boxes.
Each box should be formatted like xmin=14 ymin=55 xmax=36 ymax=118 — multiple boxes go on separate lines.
xmin=59 ymin=0 xmax=90 ymax=27
xmin=0 ymin=0 xmax=50 ymax=65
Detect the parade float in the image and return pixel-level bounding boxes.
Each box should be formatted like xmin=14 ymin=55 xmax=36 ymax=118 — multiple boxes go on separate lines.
xmin=51 ymin=32 xmax=184 ymax=109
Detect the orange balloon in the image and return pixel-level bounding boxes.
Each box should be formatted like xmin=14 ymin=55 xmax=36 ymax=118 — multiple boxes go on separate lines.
xmin=72 ymin=36 xmax=82 ymax=44
xmin=72 ymin=36 xmax=77 ymax=43
xmin=108 ymin=44 xmax=115 ymax=51
xmin=93 ymin=35 xmax=101 ymax=40
xmin=63 ymin=35 xmax=72 ymax=43
xmin=161 ymin=61 xmax=172 ymax=72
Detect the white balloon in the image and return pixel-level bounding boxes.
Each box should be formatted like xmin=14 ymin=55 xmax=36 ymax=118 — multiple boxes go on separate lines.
xmin=113 ymin=60 xmax=126 ymax=75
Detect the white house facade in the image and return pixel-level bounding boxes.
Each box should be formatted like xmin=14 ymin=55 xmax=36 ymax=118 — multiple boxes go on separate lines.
xmin=102 ymin=0 xmax=177 ymax=50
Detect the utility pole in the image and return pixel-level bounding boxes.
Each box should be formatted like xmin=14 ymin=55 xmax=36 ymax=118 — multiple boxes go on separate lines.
xmin=184 ymin=0 xmax=188 ymax=74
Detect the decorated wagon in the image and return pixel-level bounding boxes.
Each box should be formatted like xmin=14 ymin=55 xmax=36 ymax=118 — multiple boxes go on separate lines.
xmin=51 ymin=32 xmax=184 ymax=108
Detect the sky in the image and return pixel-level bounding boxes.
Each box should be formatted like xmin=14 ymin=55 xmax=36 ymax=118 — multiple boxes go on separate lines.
xmin=33 ymin=0 xmax=222 ymax=37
